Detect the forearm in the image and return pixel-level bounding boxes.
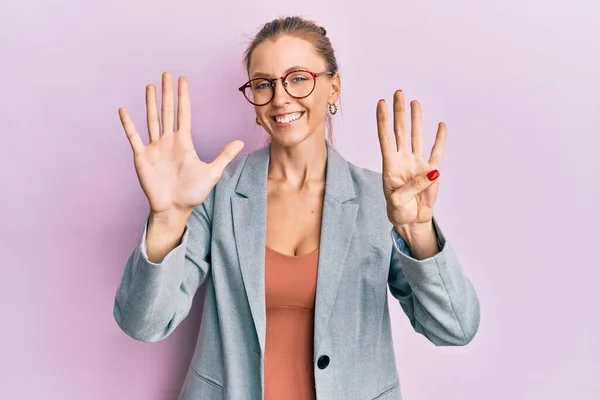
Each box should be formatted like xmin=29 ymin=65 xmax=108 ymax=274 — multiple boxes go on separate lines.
xmin=115 ymin=208 xmax=207 ymax=342
xmin=389 ymin=219 xmax=480 ymax=345
xmin=394 ymin=219 xmax=439 ymax=260
xmin=146 ymin=210 xmax=190 ymax=263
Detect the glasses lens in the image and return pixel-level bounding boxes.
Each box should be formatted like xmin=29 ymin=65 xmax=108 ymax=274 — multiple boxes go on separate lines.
xmin=284 ymin=71 xmax=315 ymax=98
xmin=245 ymin=78 xmax=273 ymax=105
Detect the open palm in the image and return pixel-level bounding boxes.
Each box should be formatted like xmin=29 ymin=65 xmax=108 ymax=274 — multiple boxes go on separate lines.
xmin=118 ymin=72 xmax=244 ymax=216
xmin=376 ymin=90 xmax=446 ymax=227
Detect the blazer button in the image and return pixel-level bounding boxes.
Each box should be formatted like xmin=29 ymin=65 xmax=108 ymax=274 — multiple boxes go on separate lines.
xmin=317 ymin=355 xmax=330 ymax=369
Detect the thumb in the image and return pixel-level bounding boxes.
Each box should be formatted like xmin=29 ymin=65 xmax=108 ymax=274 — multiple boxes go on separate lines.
xmin=210 ymin=140 xmax=245 ymax=177
xmin=390 ymin=169 xmax=440 ymax=205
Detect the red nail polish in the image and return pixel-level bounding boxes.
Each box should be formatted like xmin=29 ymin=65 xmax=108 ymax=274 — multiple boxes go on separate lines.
xmin=427 ymin=169 xmax=440 ymax=181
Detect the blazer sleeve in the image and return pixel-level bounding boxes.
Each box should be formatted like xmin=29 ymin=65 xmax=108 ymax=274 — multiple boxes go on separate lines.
xmin=387 ymin=217 xmax=481 ymax=346
xmin=113 ymin=190 xmax=214 ymax=343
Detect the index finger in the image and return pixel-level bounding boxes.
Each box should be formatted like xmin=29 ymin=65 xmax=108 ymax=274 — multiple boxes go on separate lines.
xmin=428 ymin=122 xmax=447 ymax=165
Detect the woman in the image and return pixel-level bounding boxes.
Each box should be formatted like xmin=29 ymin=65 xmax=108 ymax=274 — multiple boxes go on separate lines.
xmin=114 ymin=16 xmax=480 ymax=400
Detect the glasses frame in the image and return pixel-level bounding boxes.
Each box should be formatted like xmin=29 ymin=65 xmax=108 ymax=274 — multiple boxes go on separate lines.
xmin=238 ymin=69 xmax=334 ymax=106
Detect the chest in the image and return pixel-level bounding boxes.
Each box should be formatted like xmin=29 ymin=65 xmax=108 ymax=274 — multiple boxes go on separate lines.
xmin=265 ymin=182 xmax=325 ymax=256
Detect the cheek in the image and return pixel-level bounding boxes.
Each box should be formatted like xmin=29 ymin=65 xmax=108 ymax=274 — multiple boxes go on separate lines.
xmin=302 ymin=94 xmax=328 ymax=121
xmin=256 ymin=106 xmax=269 ymax=119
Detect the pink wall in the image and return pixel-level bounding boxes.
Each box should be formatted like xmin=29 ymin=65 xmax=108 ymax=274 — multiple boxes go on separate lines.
xmin=2 ymin=0 xmax=598 ymax=398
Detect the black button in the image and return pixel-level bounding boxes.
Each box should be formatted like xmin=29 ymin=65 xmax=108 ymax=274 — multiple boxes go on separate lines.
xmin=317 ymin=355 xmax=330 ymax=369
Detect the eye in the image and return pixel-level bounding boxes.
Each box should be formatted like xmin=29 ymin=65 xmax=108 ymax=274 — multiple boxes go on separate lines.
xmin=252 ymin=79 xmax=273 ymax=91
xmin=286 ymin=71 xmax=312 ymax=85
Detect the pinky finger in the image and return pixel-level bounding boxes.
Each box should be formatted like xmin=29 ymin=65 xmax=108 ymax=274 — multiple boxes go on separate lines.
xmin=119 ymin=108 xmax=145 ymax=155
xmin=428 ymin=121 xmax=447 ymax=166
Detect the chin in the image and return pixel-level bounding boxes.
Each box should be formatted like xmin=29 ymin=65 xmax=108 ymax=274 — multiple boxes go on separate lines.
xmin=269 ymin=126 xmax=314 ymax=147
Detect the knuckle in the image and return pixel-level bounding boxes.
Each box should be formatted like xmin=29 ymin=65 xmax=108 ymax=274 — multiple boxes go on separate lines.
xmin=390 ymin=193 xmax=406 ymax=210
xmin=389 ymin=199 xmax=409 ymax=216
xmin=409 ymin=178 xmax=422 ymax=189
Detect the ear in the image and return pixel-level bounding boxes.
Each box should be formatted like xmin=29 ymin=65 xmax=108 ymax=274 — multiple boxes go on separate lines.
xmin=328 ymin=73 xmax=341 ymax=103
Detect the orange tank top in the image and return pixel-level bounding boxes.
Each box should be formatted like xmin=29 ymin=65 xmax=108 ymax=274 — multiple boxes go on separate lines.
xmin=264 ymin=246 xmax=319 ymax=400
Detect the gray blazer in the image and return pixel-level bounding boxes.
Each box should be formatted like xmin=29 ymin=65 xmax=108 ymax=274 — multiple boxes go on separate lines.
xmin=114 ymin=141 xmax=480 ymax=400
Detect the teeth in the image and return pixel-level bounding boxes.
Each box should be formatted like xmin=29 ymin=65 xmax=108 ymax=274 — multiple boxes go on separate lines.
xmin=275 ymin=112 xmax=303 ymax=124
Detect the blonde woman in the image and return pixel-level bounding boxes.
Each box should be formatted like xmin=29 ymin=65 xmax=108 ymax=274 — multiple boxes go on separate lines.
xmin=114 ymin=16 xmax=480 ymax=400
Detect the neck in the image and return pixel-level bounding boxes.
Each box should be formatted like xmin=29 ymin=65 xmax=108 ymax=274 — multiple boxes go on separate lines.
xmin=267 ymin=134 xmax=327 ymax=189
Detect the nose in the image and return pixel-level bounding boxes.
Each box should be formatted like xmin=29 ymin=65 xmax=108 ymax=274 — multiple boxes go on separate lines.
xmin=271 ymin=78 xmax=292 ymax=107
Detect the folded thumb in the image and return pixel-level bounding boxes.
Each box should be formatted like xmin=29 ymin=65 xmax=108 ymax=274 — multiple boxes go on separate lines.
xmin=389 ymin=169 xmax=439 ymax=208
xmin=406 ymin=169 xmax=440 ymax=196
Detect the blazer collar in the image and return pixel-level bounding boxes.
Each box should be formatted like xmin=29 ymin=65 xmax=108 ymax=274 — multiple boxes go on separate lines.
xmin=234 ymin=140 xmax=356 ymax=203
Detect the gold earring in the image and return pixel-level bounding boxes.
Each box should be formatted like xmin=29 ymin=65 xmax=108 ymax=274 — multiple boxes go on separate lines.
xmin=328 ymin=103 xmax=338 ymax=115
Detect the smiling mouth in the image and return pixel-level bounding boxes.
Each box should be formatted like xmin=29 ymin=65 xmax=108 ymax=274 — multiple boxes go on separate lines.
xmin=271 ymin=111 xmax=305 ymax=124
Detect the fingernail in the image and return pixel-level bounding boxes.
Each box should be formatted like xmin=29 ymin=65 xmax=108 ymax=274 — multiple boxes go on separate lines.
xmin=427 ymin=169 xmax=440 ymax=181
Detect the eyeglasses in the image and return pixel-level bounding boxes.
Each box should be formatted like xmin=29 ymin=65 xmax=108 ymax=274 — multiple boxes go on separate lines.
xmin=238 ymin=69 xmax=334 ymax=106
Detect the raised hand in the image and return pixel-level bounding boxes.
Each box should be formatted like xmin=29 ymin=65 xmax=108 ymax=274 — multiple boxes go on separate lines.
xmin=376 ymin=90 xmax=446 ymax=229
xmin=118 ymin=72 xmax=245 ymax=218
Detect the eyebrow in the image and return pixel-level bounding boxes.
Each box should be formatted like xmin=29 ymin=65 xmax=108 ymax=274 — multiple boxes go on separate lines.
xmin=251 ymin=65 xmax=310 ymax=79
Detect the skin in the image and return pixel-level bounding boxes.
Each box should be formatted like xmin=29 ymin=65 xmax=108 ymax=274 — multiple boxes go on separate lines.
xmin=117 ymin=35 xmax=446 ymax=263
xmin=248 ymin=35 xmax=341 ymax=256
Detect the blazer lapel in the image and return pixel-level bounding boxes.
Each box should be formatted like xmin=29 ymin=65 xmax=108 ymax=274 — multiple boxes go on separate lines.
xmin=231 ymin=142 xmax=359 ymax=357
xmin=231 ymin=145 xmax=270 ymax=355
xmin=313 ymin=143 xmax=359 ymax=356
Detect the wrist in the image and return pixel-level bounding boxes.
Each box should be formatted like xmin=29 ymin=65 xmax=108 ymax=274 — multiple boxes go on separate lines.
xmin=145 ymin=210 xmax=190 ymax=264
xmin=394 ymin=220 xmax=434 ymax=243
xmin=148 ymin=209 xmax=191 ymax=235
xmin=394 ymin=220 xmax=439 ymax=260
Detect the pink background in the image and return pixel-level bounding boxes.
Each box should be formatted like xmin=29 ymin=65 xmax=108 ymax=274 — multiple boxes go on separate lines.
xmin=2 ymin=0 xmax=598 ymax=398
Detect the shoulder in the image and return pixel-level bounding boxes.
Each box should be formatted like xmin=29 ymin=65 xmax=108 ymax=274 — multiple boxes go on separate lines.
xmin=337 ymin=155 xmax=392 ymax=240
xmin=346 ymin=161 xmax=382 ymax=189
xmin=214 ymin=143 xmax=385 ymax=203
xmin=345 ymin=160 xmax=385 ymax=205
